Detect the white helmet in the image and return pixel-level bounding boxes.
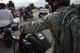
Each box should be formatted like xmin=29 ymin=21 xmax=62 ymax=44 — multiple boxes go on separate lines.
xmin=70 ymin=0 xmax=80 ymax=5
xmin=13 ymin=18 xmax=20 ymax=23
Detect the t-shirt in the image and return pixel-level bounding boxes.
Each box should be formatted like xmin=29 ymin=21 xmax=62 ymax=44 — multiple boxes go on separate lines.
xmin=0 ymin=9 xmax=13 ymax=27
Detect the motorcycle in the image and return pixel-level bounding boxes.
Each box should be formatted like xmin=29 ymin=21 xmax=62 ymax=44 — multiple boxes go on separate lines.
xmin=38 ymin=8 xmax=48 ymax=18
xmin=0 ymin=17 xmax=20 ymax=48
xmin=12 ymin=17 xmax=51 ymax=53
xmin=0 ymin=25 xmax=14 ymax=48
xmin=13 ymin=32 xmax=51 ymax=53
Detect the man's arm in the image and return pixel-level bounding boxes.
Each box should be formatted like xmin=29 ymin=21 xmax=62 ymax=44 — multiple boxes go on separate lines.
xmin=20 ymin=16 xmax=51 ymax=34
xmin=9 ymin=11 xmax=14 ymax=23
xmin=20 ymin=12 xmax=62 ymax=34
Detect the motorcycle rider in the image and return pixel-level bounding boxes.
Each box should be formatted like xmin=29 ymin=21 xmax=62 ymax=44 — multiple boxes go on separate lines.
xmin=38 ymin=7 xmax=48 ymax=18
xmin=19 ymin=0 xmax=80 ymax=53
xmin=23 ymin=6 xmax=33 ymax=14
xmin=9 ymin=7 xmax=16 ymax=18
xmin=22 ymin=6 xmax=33 ymax=20
xmin=0 ymin=3 xmax=13 ymax=48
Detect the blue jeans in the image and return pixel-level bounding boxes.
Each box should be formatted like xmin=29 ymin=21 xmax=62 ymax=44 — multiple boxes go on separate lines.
xmin=0 ymin=24 xmax=12 ymax=39
xmin=0 ymin=24 xmax=11 ymax=32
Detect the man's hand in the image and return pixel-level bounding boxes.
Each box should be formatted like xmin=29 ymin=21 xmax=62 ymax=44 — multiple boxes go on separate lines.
xmin=18 ymin=24 xmax=24 ymax=31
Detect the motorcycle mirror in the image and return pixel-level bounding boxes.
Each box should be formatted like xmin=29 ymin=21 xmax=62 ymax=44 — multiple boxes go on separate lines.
xmin=13 ymin=18 xmax=20 ymax=24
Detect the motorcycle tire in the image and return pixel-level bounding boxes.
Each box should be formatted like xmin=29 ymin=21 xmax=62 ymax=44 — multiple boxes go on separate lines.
xmin=13 ymin=40 xmax=20 ymax=53
xmin=13 ymin=41 xmax=44 ymax=53
xmin=5 ymin=33 xmax=13 ymax=48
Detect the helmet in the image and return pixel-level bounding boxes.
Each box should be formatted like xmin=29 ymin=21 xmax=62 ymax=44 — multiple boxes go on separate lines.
xmin=45 ymin=0 xmax=52 ymax=5
xmin=58 ymin=0 xmax=70 ymax=6
xmin=0 ymin=3 xmax=6 ymax=9
xmin=58 ymin=0 xmax=70 ymax=4
xmin=45 ymin=0 xmax=70 ymax=6
xmin=70 ymin=0 xmax=80 ymax=5
xmin=45 ymin=0 xmax=70 ymax=12
xmin=45 ymin=0 xmax=48 ymax=2
xmin=13 ymin=18 xmax=20 ymax=23
xmin=58 ymin=0 xmax=80 ymax=5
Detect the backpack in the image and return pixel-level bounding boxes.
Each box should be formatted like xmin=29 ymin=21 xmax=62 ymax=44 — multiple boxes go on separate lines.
xmin=60 ymin=5 xmax=80 ymax=53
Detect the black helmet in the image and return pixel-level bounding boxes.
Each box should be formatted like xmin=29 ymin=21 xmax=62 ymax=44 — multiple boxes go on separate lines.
xmin=59 ymin=0 xmax=70 ymax=4
xmin=0 ymin=3 xmax=6 ymax=9
xmin=45 ymin=0 xmax=70 ymax=6
xmin=58 ymin=0 xmax=70 ymax=6
xmin=45 ymin=0 xmax=52 ymax=5
xmin=45 ymin=0 xmax=49 ymax=2
xmin=45 ymin=0 xmax=70 ymax=12
xmin=46 ymin=0 xmax=70 ymax=3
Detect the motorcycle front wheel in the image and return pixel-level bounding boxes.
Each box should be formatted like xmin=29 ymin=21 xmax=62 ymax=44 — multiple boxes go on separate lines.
xmin=13 ymin=39 xmax=20 ymax=53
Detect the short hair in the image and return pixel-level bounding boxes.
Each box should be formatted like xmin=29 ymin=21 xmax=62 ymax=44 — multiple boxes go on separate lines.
xmin=0 ymin=3 xmax=6 ymax=9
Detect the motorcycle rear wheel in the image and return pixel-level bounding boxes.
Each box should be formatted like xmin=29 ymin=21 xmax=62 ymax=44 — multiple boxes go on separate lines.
xmin=5 ymin=34 xmax=13 ymax=48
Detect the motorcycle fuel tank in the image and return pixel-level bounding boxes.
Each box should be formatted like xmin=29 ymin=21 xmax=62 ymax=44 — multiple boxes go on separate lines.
xmin=24 ymin=32 xmax=51 ymax=52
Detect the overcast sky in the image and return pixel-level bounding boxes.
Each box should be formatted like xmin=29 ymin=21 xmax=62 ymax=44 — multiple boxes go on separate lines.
xmin=0 ymin=0 xmax=48 ymax=8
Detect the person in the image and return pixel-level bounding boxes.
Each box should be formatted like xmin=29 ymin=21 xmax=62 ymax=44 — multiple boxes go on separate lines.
xmin=22 ymin=6 xmax=33 ymax=15
xmin=9 ymin=7 xmax=16 ymax=18
xmin=19 ymin=0 xmax=80 ymax=53
xmin=0 ymin=3 xmax=13 ymax=47
xmin=38 ymin=7 xmax=48 ymax=18
xmin=22 ymin=6 xmax=33 ymax=21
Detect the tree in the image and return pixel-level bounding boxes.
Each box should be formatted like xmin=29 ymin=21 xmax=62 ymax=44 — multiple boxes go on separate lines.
xmin=35 ymin=7 xmax=38 ymax=9
xmin=18 ymin=7 xmax=23 ymax=12
xmin=45 ymin=4 xmax=49 ymax=9
xmin=29 ymin=3 xmax=35 ymax=10
xmin=7 ymin=1 xmax=15 ymax=8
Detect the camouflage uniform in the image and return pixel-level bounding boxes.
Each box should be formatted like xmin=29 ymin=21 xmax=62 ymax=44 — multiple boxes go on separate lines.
xmin=20 ymin=5 xmax=80 ymax=53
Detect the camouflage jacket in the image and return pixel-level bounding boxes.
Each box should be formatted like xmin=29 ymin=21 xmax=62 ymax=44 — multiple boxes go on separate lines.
xmin=20 ymin=5 xmax=80 ymax=53
xmin=19 ymin=6 xmax=66 ymax=53
xmin=20 ymin=6 xmax=66 ymax=34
